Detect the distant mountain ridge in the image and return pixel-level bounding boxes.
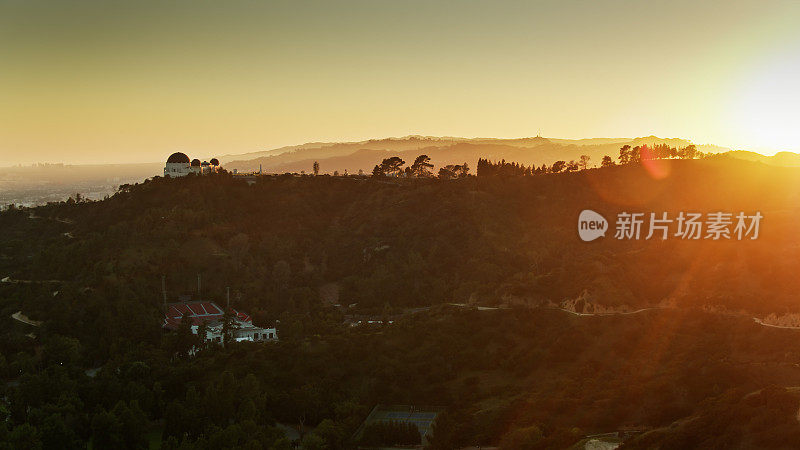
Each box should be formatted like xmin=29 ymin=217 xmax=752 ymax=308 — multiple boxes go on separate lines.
xmin=723 ymin=150 xmax=800 ymax=167
xmin=222 ymin=135 xmax=734 ymax=174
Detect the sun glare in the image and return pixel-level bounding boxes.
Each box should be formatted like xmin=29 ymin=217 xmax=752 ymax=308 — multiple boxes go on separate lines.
xmin=731 ymin=43 xmax=800 ymax=154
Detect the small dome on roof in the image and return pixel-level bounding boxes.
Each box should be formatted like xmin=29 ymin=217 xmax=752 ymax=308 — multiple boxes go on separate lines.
xmin=201 ymin=161 xmax=210 ymax=166
xmin=167 ymin=152 xmax=190 ymax=164
xmin=190 ymin=159 xmax=201 ymax=166
xmin=210 ymin=158 xmax=220 ymax=166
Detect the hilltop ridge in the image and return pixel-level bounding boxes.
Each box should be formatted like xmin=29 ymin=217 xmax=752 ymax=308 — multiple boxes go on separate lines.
xmin=4 ymin=157 xmax=799 ymax=316
xmin=4 ymin=157 xmax=800 ymax=448
xmin=222 ymin=135 xmax=726 ymax=174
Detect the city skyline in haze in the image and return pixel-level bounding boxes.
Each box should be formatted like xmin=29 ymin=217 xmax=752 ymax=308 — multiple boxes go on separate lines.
xmin=2 ymin=0 xmax=800 ymax=166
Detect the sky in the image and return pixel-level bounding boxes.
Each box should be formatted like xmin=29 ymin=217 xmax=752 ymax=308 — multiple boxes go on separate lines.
xmin=1 ymin=0 xmax=800 ymax=166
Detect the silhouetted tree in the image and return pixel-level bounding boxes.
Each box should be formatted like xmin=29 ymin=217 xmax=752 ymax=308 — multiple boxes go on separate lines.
xmin=410 ymin=155 xmax=434 ymax=177
xmin=221 ymin=310 xmax=238 ymax=346
xmin=438 ymin=163 xmax=469 ymax=179
xmin=174 ymin=311 xmax=195 ymax=359
xmin=438 ymin=166 xmax=456 ymax=179
xmin=579 ymin=155 xmax=591 ymax=170
xmin=196 ymin=320 xmax=208 ymax=348
xmin=618 ymin=145 xmax=631 ymax=164
xmin=566 ymin=160 xmax=579 ymax=172
xmin=379 ymin=157 xmax=405 ymax=177
xmin=679 ymin=144 xmax=698 ymax=159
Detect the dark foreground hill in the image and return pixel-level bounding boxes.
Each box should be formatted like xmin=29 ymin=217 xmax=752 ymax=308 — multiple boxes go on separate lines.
xmin=3 ymin=156 xmax=800 ymax=317
xmin=2 ymin=158 xmax=800 ymax=448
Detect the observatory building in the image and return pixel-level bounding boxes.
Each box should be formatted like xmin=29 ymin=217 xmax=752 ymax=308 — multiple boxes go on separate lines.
xmin=164 ymin=152 xmax=221 ymax=177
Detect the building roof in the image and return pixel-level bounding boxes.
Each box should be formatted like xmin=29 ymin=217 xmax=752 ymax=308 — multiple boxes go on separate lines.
xmin=210 ymin=158 xmax=220 ymax=166
xmin=163 ymin=301 xmax=252 ymax=330
xmin=167 ymin=152 xmax=191 ymax=164
xmin=191 ymin=158 xmax=201 ymax=166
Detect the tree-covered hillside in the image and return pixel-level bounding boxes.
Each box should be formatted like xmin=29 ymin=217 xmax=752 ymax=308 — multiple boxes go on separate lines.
xmin=3 ymin=156 xmax=800 ymax=318
xmin=3 ymin=158 xmax=800 ymax=448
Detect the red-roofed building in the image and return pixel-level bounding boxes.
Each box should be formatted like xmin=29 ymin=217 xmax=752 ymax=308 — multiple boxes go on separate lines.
xmin=163 ymin=301 xmax=276 ymax=343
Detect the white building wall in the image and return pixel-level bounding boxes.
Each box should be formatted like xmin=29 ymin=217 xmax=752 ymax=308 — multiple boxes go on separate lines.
xmin=191 ymin=323 xmax=277 ymax=344
xmin=164 ymin=162 xmax=191 ymax=177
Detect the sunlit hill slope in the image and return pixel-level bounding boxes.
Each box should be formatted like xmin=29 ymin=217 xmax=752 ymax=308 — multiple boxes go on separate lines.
xmin=221 ymin=135 xmax=732 ymax=174
xmin=2 ymin=156 xmax=800 ymax=319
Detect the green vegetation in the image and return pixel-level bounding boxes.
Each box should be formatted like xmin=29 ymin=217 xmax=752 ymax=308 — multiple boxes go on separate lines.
xmin=360 ymin=421 xmax=421 ymax=447
xmin=477 ymin=143 xmax=704 ymax=177
xmin=622 ymin=386 xmax=800 ymax=449
xmin=2 ymin=158 xmax=800 ymax=447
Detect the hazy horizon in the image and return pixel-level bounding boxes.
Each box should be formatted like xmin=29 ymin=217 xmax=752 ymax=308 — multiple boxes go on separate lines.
xmin=3 ymin=0 xmax=800 ymax=165
xmin=0 ymin=133 xmax=790 ymax=168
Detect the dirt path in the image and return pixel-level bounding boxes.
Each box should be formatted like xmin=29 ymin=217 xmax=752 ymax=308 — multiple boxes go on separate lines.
xmin=11 ymin=311 xmax=42 ymax=327
xmin=556 ymin=307 xmax=661 ymax=317
xmin=555 ymin=306 xmax=800 ymax=334
xmin=585 ymin=439 xmax=620 ymax=450
xmin=27 ymin=213 xmax=75 ymax=225
xmin=557 ymin=307 xmax=800 ymax=332
xmin=2 ymin=277 xmax=61 ymax=284
xmin=752 ymin=317 xmax=800 ymax=330
xmin=448 ymin=303 xmax=505 ymax=311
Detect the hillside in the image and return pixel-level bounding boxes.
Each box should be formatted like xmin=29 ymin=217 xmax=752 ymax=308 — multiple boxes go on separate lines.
xmin=4 ymin=157 xmax=800 ymax=317
xmin=4 ymin=158 xmax=800 ymax=448
xmin=222 ymin=135 xmax=722 ymax=174
xmin=2 ymin=135 xmax=769 ymax=209
xmin=621 ymin=386 xmax=800 ymax=448
xmin=725 ymin=150 xmax=800 ymax=167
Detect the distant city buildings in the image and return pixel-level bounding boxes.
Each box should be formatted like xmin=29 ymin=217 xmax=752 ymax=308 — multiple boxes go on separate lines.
xmin=164 ymin=152 xmax=222 ymax=177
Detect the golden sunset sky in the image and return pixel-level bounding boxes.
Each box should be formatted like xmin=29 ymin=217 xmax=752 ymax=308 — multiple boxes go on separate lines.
xmin=1 ymin=0 xmax=800 ymax=165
